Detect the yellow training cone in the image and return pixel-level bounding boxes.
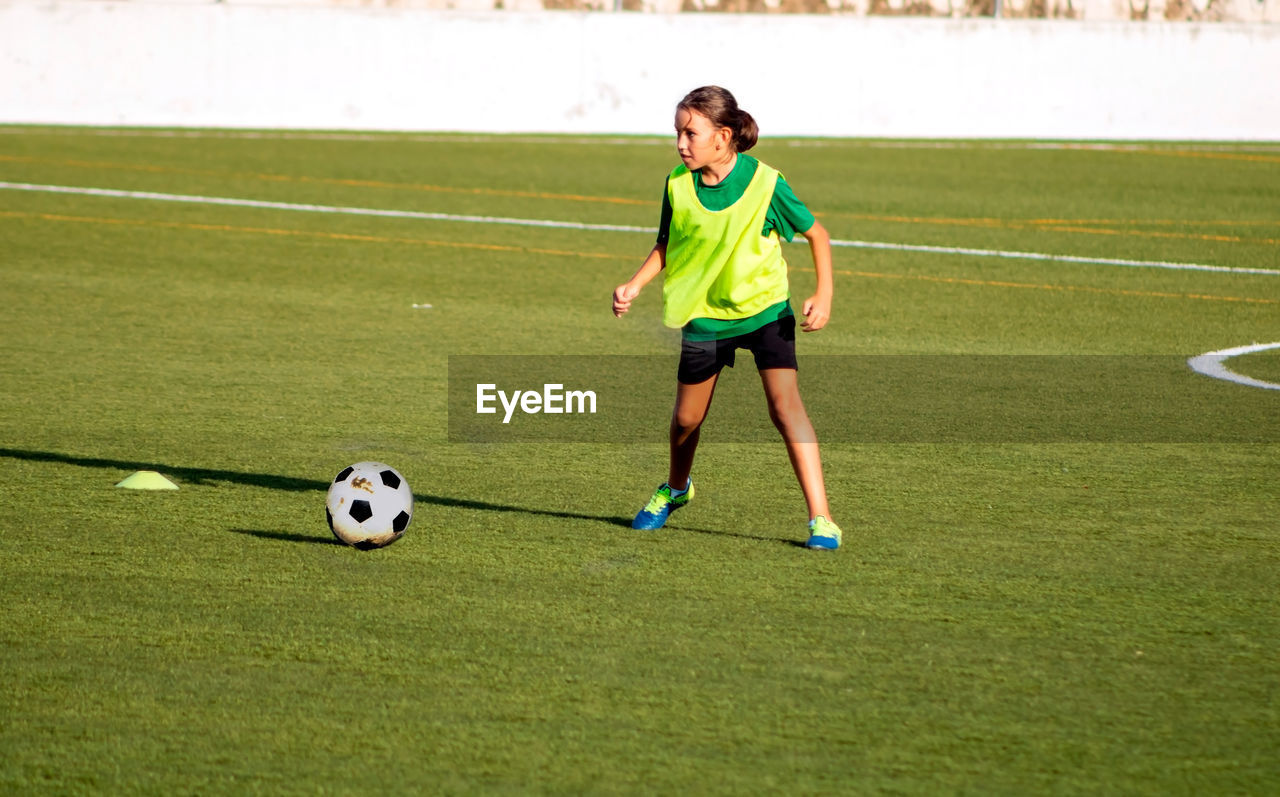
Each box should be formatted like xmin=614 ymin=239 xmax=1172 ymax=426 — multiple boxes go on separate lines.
xmin=115 ymin=471 xmax=179 ymax=490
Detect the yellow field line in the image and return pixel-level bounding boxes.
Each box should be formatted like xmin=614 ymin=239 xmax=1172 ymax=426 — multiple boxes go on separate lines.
xmin=0 ymin=154 xmax=651 ymax=206
xmin=832 ymin=268 xmax=1279 ymax=305
xmin=833 ymin=212 xmax=1280 ymax=229
xmin=1034 ymin=144 xmax=1280 ymax=165
xmin=1025 ymin=223 xmax=1280 ymax=247
xmin=1025 ymin=218 xmax=1280 ymax=228
xmin=827 ymin=213 xmax=1008 ymax=229
xmin=4 ymin=208 xmax=1275 ymax=306
xmin=1117 ymin=148 xmax=1280 ymax=166
xmin=0 ymin=209 xmax=632 ymax=261
xmin=826 ymin=212 xmax=1280 ymax=244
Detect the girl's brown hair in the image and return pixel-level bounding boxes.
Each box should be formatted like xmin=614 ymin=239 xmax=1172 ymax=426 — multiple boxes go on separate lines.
xmin=677 ymin=86 xmax=759 ymax=153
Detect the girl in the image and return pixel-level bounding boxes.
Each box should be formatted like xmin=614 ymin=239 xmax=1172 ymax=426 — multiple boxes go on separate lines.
xmin=613 ymin=86 xmax=842 ymax=551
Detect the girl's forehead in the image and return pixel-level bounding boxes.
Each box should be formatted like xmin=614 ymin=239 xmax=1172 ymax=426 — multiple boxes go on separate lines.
xmin=675 ymin=108 xmax=715 ymax=129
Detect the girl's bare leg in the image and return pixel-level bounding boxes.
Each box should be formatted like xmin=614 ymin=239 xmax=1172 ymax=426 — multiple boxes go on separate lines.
xmin=759 ymin=368 xmax=831 ymax=521
xmin=668 ymin=374 xmax=719 ymax=489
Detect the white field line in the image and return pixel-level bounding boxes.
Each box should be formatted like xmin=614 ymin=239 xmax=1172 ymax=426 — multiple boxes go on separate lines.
xmin=0 ymin=129 xmax=668 ymax=147
xmin=785 ymin=140 xmax=1280 ymax=153
xmin=0 ymin=181 xmax=652 ymax=233
xmin=830 ymin=238 xmax=1280 ymax=276
xmin=3 ymin=180 xmax=1279 ymax=277
xmin=1187 ymin=342 xmax=1280 ymax=391
xmin=2 ymin=128 xmax=1279 ymax=153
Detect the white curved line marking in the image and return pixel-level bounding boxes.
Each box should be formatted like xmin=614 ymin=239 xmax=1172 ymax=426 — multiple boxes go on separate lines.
xmin=1188 ymin=342 xmax=1280 ymax=391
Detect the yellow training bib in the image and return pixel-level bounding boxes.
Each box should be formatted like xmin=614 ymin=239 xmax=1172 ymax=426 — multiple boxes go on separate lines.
xmin=662 ymin=162 xmax=789 ymax=329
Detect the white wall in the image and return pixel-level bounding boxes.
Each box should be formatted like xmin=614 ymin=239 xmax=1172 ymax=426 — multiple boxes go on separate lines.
xmin=2 ymin=3 xmax=1277 ymax=139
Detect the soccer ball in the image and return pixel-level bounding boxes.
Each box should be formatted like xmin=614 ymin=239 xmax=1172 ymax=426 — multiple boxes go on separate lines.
xmin=325 ymin=462 xmax=414 ymax=549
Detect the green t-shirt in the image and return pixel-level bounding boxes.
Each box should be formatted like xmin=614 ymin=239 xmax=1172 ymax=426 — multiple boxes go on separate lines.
xmin=656 ymin=154 xmax=814 ymax=341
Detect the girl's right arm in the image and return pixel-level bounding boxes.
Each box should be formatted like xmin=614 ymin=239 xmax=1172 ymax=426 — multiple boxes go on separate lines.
xmin=613 ymin=243 xmax=666 ymax=317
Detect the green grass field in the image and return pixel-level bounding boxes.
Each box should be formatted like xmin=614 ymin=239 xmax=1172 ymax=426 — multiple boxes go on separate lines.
xmin=1 ymin=128 xmax=1278 ymax=794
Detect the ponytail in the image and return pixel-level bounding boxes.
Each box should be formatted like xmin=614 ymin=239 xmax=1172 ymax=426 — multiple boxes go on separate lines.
xmin=734 ymin=109 xmax=759 ymax=152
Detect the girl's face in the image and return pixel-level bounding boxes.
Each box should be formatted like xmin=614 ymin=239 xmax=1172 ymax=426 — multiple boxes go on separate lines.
xmin=675 ymin=108 xmax=731 ymax=171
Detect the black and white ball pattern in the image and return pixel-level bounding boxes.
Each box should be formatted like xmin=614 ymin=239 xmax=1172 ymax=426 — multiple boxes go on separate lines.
xmin=325 ymin=462 xmax=413 ymax=549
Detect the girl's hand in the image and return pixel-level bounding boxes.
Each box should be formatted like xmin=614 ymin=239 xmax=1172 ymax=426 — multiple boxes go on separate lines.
xmin=798 ymin=221 xmax=833 ymax=332
xmin=801 ymin=293 xmax=832 ymax=332
xmin=613 ymin=282 xmax=641 ymax=317
xmin=615 ymin=245 xmax=665 ymax=318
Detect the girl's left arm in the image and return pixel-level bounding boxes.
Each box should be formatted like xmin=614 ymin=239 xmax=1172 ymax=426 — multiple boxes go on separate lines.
xmin=799 ymin=220 xmax=833 ymax=332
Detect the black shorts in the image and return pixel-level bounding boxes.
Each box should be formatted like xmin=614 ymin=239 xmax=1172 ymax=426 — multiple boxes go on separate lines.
xmin=677 ymin=315 xmax=798 ymax=385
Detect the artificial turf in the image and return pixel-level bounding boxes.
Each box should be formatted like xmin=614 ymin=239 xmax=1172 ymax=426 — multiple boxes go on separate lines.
xmin=1 ymin=128 xmax=1277 ymax=793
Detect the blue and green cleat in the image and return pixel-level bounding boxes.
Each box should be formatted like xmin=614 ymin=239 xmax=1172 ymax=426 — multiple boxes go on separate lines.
xmin=805 ymin=516 xmax=842 ymax=550
xmin=631 ymin=481 xmax=694 ymax=530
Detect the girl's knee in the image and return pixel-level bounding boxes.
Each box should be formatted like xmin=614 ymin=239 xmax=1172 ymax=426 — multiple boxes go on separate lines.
xmin=767 ymin=395 xmax=815 ymax=439
xmin=767 ymin=392 xmax=805 ymax=424
xmin=672 ymin=406 xmax=708 ymax=434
